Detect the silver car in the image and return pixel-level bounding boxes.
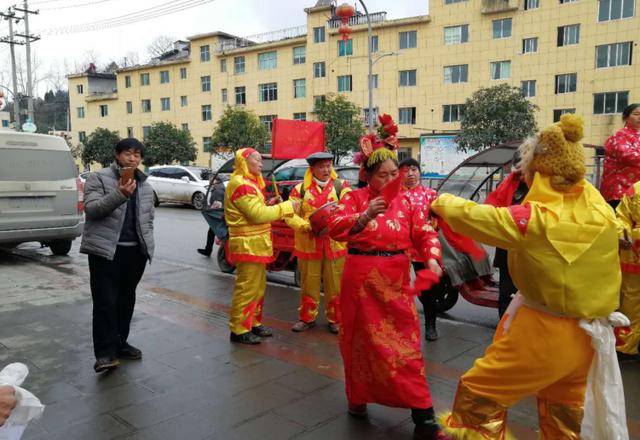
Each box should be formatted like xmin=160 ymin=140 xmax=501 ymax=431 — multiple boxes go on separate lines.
xmin=0 ymin=131 xmax=84 ymax=255
xmin=147 ymin=165 xmax=210 ymax=209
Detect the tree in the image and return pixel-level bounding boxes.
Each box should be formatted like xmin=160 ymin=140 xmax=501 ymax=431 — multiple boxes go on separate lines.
xmin=457 ymin=83 xmax=538 ymax=153
xmin=82 ymin=128 xmax=120 ymax=167
xmin=144 ymin=121 xmax=197 ymax=166
xmin=314 ymin=94 xmax=365 ymax=164
xmin=210 ymin=106 xmax=270 ymax=156
xmin=146 ymin=35 xmax=176 ymax=59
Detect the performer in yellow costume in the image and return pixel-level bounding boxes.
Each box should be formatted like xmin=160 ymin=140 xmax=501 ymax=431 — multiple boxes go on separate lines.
xmin=431 ymin=115 xmax=620 ymax=439
xmin=615 ymin=182 xmax=640 ymax=359
xmin=286 ymin=152 xmax=351 ymax=334
xmin=225 ymin=148 xmax=295 ymax=345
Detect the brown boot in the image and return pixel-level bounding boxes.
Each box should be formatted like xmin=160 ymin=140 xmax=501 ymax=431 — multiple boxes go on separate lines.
xmin=328 ymin=323 xmax=339 ymax=334
xmin=291 ymin=321 xmax=315 ymax=332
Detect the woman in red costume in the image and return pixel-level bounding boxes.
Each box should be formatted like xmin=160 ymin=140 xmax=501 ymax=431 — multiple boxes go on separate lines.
xmin=323 ymin=115 xmax=446 ymax=440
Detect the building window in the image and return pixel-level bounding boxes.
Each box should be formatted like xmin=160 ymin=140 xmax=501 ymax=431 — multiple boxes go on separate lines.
xmin=370 ymin=35 xmax=379 ymax=52
xmin=180 ymin=67 xmax=187 ymax=79
xmin=598 ymin=0 xmax=635 ymax=21
xmin=523 ymin=37 xmax=538 ymax=53
xmin=180 ymin=95 xmax=188 ymax=107
xmin=260 ymin=115 xmax=277 ymax=132
xmin=77 ymin=107 xmax=85 ymax=118
xmin=203 ymin=137 xmax=212 ymax=153
xmin=293 ymin=46 xmax=306 ymax=64
xmin=140 ymin=73 xmax=150 ymax=86
xmin=125 ymin=75 xmax=131 ymax=88
xmin=490 ymin=61 xmax=511 ymax=79
xmin=221 ymin=89 xmax=228 ymax=103
xmin=596 ymin=42 xmax=633 ymax=68
xmin=337 ymin=75 xmax=353 ymax=92
xmin=555 ymin=73 xmax=577 ymax=94
xmin=521 ymin=80 xmax=536 ymax=97
xmin=557 ymin=24 xmax=580 ymax=46
xmin=181 ymin=123 xmax=189 ymax=132
xmin=294 ymin=79 xmax=306 ymax=98
xmin=314 ymin=95 xmax=326 ymax=111
xmin=363 ymin=107 xmax=379 ymax=126
xmin=78 ymin=131 xmax=86 ymax=143
xmin=126 ymin=101 xmax=132 ymax=114
xmin=220 ymin=59 xmax=227 ymax=73
xmin=201 ymin=75 xmax=211 ymax=92
xmin=444 ymin=64 xmax=468 ymax=83
xmin=160 ymin=70 xmax=170 ymax=84
xmin=259 ymin=83 xmax=278 ymax=102
xmin=76 ymin=84 xmax=83 ymax=94
xmin=1 ymin=120 xmax=7 ymax=128
xmin=293 ymin=112 xmax=307 ymax=121
xmin=258 ymin=51 xmax=277 ymax=70
xmin=141 ymin=99 xmax=151 ymax=112
xmin=200 ymin=45 xmax=210 ymax=62
xmin=524 ymin=0 xmax=540 ymax=9
xmin=99 ymin=105 xmax=108 ymax=117
xmin=338 ymin=39 xmax=353 ymax=57
xmin=235 ymin=86 xmax=246 ymax=105
xmin=493 ymin=18 xmax=512 ymax=39
xmin=234 ymin=56 xmax=245 ymax=74
xmin=313 ymin=61 xmax=326 ymax=78
xmin=142 ymin=126 xmax=150 ymax=139
xmin=594 ymin=91 xmax=629 ymax=114
xmin=553 ymin=108 xmax=576 ymax=122
xmin=313 ymin=26 xmax=326 ymax=43
xmin=560 ymin=0 xmax=578 ymax=3
xmin=127 ymin=127 xmax=134 ymax=138
xmin=398 ymin=107 xmax=416 ymax=125
xmin=399 ymin=31 xmax=417 ymax=49
xmin=399 ymin=69 xmax=417 ymax=87
xmin=161 ymin=97 xmax=171 ymax=111
xmin=445 ymin=0 xmax=467 ymax=3
xmin=201 ymin=105 xmax=212 ymax=121
xmin=444 ymin=25 xmax=469 ymax=44
xmin=443 ymin=104 xmax=465 ymax=122
xmin=370 ymin=74 xmax=379 ymax=89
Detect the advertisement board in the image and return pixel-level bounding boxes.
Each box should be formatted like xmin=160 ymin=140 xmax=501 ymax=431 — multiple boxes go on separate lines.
xmin=419 ymin=134 xmax=470 ymax=177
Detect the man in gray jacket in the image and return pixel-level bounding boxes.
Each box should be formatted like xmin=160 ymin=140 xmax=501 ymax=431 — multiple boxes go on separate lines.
xmin=80 ymin=138 xmax=155 ymax=373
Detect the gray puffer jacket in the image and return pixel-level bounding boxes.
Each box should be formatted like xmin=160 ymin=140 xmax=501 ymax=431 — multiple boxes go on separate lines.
xmin=80 ymin=162 xmax=155 ymax=261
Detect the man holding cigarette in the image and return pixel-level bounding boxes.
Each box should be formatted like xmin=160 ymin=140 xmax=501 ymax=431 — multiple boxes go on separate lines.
xmin=80 ymin=138 xmax=155 ymax=373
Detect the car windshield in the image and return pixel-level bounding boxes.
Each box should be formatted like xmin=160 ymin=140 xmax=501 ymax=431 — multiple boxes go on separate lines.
xmin=185 ymin=167 xmax=209 ymax=180
xmin=215 ymin=156 xmax=287 ymax=178
xmin=0 ymin=148 xmax=77 ymax=181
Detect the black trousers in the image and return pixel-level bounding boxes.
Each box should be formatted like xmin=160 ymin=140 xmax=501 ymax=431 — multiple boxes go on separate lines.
xmin=89 ymin=246 xmax=147 ymax=358
xmin=204 ymin=228 xmax=215 ymax=252
xmin=412 ymin=262 xmax=441 ymax=318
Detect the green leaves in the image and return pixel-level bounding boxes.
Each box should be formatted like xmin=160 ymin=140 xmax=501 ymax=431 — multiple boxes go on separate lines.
xmin=144 ymin=121 xmax=197 ymax=166
xmin=81 ymin=128 xmax=120 ymax=167
xmin=315 ymin=94 xmax=365 ymax=164
xmin=210 ymin=106 xmax=270 ymax=155
xmin=457 ymin=83 xmax=538 ymax=153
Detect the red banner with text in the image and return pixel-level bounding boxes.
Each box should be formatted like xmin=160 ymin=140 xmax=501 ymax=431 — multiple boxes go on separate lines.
xmin=271 ymin=119 xmax=326 ymax=159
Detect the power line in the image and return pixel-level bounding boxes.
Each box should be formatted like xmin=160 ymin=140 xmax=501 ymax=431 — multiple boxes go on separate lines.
xmin=42 ymin=0 xmax=116 ymax=10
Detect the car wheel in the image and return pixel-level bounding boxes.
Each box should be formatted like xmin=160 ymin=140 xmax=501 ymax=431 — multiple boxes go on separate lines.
xmin=153 ymin=192 xmax=160 ymax=207
xmin=192 ymin=192 xmax=205 ymax=210
xmin=434 ymin=276 xmax=459 ymax=313
xmin=49 ymin=240 xmax=72 ymax=256
xmin=217 ymin=241 xmax=236 ymax=273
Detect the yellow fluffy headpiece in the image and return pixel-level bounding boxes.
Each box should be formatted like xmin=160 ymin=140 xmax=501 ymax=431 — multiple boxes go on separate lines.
xmin=517 ymin=114 xmax=586 ymax=192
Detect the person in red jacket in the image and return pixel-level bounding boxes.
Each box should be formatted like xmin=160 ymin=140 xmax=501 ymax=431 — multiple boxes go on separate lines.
xmin=601 ymin=103 xmax=640 ymax=208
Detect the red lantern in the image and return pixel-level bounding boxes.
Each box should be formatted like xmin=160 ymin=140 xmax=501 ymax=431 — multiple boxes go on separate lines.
xmin=335 ymin=3 xmax=355 ymax=23
xmin=338 ymin=24 xmax=352 ymax=42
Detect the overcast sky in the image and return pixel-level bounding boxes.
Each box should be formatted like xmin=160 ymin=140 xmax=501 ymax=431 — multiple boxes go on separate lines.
xmin=0 ymin=0 xmax=427 ymax=96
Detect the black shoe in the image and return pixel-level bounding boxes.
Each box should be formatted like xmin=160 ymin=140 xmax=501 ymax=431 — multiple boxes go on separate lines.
xmin=116 ymin=343 xmax=142 ymax=360
xmin=230 ymin=332 xmax=262 ymax=345
xmin=328 ymin=323 xmax=340 ymax=334
xmin=197 ymin=248 xmax=212 ymax=257
xmin=348 ymin=403 xmax=368 ymax=419
xmin=251 ymin=325 xmax=273 ymax=337
xmin=93 ymin=356 xmax=119 ymax=373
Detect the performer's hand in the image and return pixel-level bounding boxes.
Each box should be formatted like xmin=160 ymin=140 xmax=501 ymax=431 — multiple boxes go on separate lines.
xmin=619 ymin=238 xmax=633 ymax=250
xmin=290 ymin=199 xmax=300 ymax=213
xmin=267 ymin=196 xmax=282 ymax=206
xmin=427 ymin=258 xmax=442 ymax=277
xmin=366 ymin=196 xmax=387 ymax=218
xmin=0 ymin=385 xmax=16 ymax=426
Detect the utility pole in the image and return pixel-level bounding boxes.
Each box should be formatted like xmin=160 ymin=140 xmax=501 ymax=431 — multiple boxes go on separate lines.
xmin=0 ymin=9 xmax=24 ymax=129
xmin=14 ymin=0 xmax=39 ymax=123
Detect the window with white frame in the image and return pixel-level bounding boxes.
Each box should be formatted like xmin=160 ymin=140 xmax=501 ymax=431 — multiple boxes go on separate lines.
xmin=314 ymin=95 xmax=326 ymax=111
xmin=444 ymin=64 xmax=468 ymax=83
xmin=201 ymin=76 xmax=211 ymax=92
xmin=521 ymin=80 xmax=536 ymax=97
xmin=221 ymin=89 xmax=228 ymax=103
xmin=293 ymin=112 xmax=307 ymax=121
xmin=200 ymin=45 xmax=210 ymax=62
xmin=161 ymin=97 xmax=170 ymax=111
xmin=370 ymin=74 xmax=378 ymax=89
xmin=141 ymin=99 xmax=151 ymax=112
xmin=370 ymin=35 xmax=379 ymax=53
xmin=596 ymin=42 xmax=633 ymax=68
xmin=363 ymin=107 xmax=379 ymax=126
xmin=180 ymin=67 xmax=187 ymax=79
xmin=180 ymin=96 xmax=188 ymax=107
xmin=260 ymin=115 xmax=277 ymax=132
xmin=203 ymin=137 xmax=212 ymax=152
xmin=338 ymin=40 xmax=353 ymax=56
xmin=313 ymin=61 xmax=326 ymax=78
xmin=201 ymin=105 xmax=212 ymax=121
xmin=557 ymin=24 xmax=580 ymax=46
xmin=99 ymin=105 xmax=108 ymax=117
xmin=142 ymin=126 xmax=150 ymax=139
xmin=234 ymin=56 xmax=245 ymax=74
xmin=294 ymin=79 xmax=306 ymax=98
xmin=445 ymin=0 xmax=467 ymax=3
xmin=444 ymin=25 xmax=469 ymax=44
xmin=220 ymin=59 xmax=227 ymax=73
xmin=593 ymin=91 xmax=629 ymax=114
xmin=555 ymin=73 xmax=577 ymax=93
xmin=77 ymin=84 xmax=83 ymax=94
xmin=598 ymin=0 xmax=635 ymax=21
xmin=553 ymin=108 xmax=575 ymax=122
xmin=524 ymin=0 xmax=539 ymax=9
xmin=125 ymin=75 xmax=131 ymax=88
xmin=126 ymin=101 xmax=132 ymax=114
xmin=443 ymin=104 xmax=464 ymax=122
xmin=313 ymin=26 xmax=326 ymax=43
xmin=399 ymin=31 xmax=417 ymax=49
xmin=77 ymin=107 xmax=85 ymax=118
xmin=160 ymin=70 xmax=170 ymax=84
xmin=398 ymin=107 xmax=416 ymax=124
xmin=140 ymin=73 xmax=149 ymax=86
xmin=337 ymin=75 xmax=353 ymax=92
xmin=490 ymin=61 xmax=511 ymax=79
xmin=560 ymin=0 xmax=578 ymax=3
xmin=523 ymin=37 xmax=538 ymax=53
xmin=293 ymin=46 xmax=306 ymax=64
xmin=493 ymin=18 xmax=512 ymax=39
xmin=259 ymin=83 xmax=278 ymax=102
xmin=78 ymin=131 xmax=86 ymax=142
xmin=258 ymin=51 xmax=277 ymax=70
xmin=181 ymin=123 xmax=189 ymax=132
xmin=399 ymin=70 xmax=417 ymax=87
xmin=127 ymin=127 xmax=134 ymax=138
xmin=235 ymin=86 xmax=246 ymax=105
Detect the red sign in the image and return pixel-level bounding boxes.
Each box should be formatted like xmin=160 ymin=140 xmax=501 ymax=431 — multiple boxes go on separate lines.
xmin=271 ymin=119 xmax=326 ymax=159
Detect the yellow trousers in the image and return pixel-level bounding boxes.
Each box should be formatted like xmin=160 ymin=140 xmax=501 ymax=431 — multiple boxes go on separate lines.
xmin=228 ymin=262 xmax=267 ymax=335
xmin=298 ymin=257 xmax=345 ymax=323
xmin=442 ymin=306 xmax=594 ymax=440
xmin=618 ymin=273 xmax=640 ymax=355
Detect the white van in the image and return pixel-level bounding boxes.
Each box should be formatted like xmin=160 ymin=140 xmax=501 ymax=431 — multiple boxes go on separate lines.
xmin=0 ymin=131 xmax=84 ymax=255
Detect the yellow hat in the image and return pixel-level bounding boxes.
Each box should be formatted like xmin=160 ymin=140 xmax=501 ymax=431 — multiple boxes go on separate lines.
xmin=518 ymin=114 xmax=586 ymax=192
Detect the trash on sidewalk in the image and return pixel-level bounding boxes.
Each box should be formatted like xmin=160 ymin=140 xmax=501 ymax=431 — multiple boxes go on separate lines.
xmin=0 ymin=363 xmax=45 ymax=440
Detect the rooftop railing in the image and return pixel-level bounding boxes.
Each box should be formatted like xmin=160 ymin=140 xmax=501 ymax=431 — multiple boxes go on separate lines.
xmin=328 ymin=11 xmax=387 ymax=28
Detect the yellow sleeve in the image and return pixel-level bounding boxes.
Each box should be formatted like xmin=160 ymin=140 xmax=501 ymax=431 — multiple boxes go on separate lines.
xmin=234 ymin=195 xmax=293 ymax=224
xmin=616 ymin=194 xmax=634 ymax=239
xmin=284 ymin=184 xmax=310 ymax=231
xmin=431 ymin=193 xmax=530 ymax=250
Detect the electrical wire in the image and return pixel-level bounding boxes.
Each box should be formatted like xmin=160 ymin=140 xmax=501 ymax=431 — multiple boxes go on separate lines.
xmin=41 ymin=0 xmax=116 ymax=10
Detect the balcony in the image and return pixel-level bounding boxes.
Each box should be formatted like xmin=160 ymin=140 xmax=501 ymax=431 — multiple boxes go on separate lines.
xmin=328 ymin=11 xmax=387 ymax=28
xmin=215 ymin=25 xmax=307 ymax=53
xmin=481 ymin=0 xmax=519 ymax=14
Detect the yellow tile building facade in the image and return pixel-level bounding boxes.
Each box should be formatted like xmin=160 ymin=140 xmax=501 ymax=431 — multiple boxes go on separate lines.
xmin=68 ymin=0 xmax=640 ymax=168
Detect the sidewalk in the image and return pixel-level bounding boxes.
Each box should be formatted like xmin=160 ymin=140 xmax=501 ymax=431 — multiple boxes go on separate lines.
xmin=1 ymin=248 xmax=638 ymax=440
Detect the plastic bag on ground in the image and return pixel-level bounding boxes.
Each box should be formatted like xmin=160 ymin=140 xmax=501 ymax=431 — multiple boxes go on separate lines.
xmin=0 ymin=363 xmax=45 ymax=440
